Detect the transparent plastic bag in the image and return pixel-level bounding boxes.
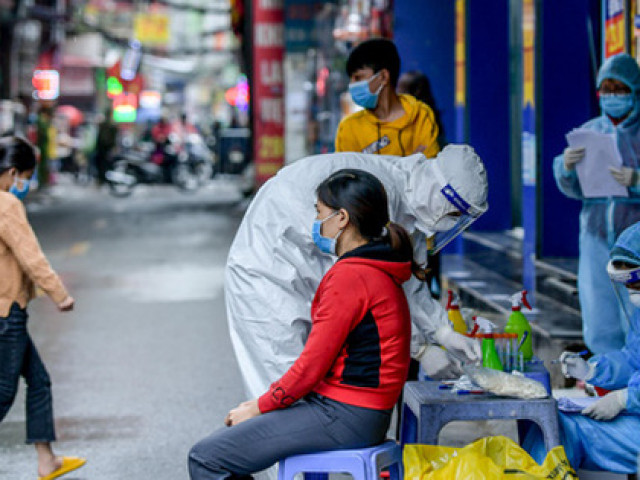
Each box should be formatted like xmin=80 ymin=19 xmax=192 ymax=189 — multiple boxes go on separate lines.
xmin=464 ymin=365 xmax=548 ymax=399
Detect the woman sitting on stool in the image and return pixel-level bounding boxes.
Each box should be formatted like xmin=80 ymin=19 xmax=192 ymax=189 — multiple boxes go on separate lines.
xmin=189 ymin=169 xmax=424 ymax=479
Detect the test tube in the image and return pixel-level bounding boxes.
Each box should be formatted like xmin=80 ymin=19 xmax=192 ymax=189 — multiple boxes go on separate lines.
xmin=505 ymin=334 xmax=511 ymax=371
xmin=519 ymin=351 xmax=524 ymax=372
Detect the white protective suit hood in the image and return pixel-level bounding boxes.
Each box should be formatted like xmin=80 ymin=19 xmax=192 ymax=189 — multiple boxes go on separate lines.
xmin=407 ymin=144 xmax=489 ymax=239
xmin=225 ymin=146 xmax=488 ymax=398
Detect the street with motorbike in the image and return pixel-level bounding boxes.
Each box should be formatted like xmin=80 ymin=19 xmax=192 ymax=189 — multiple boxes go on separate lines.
xmin=105 ymin=131 xmax=214 ymax=197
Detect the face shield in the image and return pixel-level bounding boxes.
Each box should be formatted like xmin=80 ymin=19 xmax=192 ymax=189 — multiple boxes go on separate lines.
xmin=427 ymin=163 xmax=487 ymax=255
xmin=606 ymin=260 xmax=640 ymax=330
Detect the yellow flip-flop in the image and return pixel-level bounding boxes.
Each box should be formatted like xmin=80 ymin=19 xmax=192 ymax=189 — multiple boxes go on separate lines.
xmin=38 ymin=456 xmax=86 ymax=480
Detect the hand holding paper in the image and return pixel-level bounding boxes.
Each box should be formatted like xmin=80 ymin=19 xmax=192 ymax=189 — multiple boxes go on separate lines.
xmin=565 ymin=128 xmax=629 ymax=198
xmin=609 ymin=166 xmax=638 ymax=187
xmin=564 ymin=146 xmax=585 ymax=170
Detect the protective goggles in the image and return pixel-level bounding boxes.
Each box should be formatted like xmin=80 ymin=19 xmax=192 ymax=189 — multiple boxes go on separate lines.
xmin=606 ymin=260 xmax=640 ymax=285
xmin=427 ymin=164 xmax=486 ymax=255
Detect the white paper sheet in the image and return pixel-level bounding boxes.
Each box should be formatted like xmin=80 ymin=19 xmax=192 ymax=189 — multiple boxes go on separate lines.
xmin=566 ymin=128 xmax=628 ymax=198
xmin=557 ymin=396 xmax=598 ymax=413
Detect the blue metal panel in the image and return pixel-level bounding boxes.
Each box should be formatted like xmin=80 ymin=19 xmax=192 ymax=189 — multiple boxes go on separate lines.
xmin=540 ymin=0 xmax=601 ymax=257
xmin=467 ymin=0 xmax=511 ymax=231
xmin=393 ymin=1 xmax=455 ymax=145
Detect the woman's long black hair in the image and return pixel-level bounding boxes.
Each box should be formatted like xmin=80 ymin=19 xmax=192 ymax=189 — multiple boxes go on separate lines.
xmin=0 ymin=136 xmax=37 ymax=174
xmin=316 ymin=168 xmax=427 ymax=281
xmin=397 ymin=71 xmax=445 ymax=143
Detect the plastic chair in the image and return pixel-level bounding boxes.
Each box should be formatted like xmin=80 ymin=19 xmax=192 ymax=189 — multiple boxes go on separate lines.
xmin=401 ymin=381 xmax=560 ymax=453
xmin=277 ymin=441 xmax=403 ymax=480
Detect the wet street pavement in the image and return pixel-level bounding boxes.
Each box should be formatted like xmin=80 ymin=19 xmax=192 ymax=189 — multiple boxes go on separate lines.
xmin=0 ymin=179 xmax=248 ymax=479
xmin=0 ymin=178 xmax=629 ymax=480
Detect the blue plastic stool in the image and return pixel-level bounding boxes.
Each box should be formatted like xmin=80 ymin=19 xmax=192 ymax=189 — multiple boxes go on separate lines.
xmin=401 ymin=381 xmax=560 ymax=453
xmin=277 ymin=441 xmax=403 ymax=480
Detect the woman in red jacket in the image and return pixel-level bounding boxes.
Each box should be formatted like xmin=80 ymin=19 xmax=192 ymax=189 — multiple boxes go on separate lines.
xmin=189 ymin=169 xmax=425 ymax=480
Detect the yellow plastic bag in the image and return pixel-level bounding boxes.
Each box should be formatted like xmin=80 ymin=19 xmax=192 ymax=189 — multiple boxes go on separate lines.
xmin=404 ymin=436 xmax=578 ymax=479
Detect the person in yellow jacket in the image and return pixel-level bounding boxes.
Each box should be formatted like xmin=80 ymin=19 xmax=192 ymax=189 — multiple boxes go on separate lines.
xmin=335 ymin=38 xmax=440 ymax=158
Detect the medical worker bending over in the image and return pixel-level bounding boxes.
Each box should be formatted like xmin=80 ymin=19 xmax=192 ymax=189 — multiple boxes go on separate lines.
xmin=525 ymin=221 xmax=640 ymax=474
xmin=225 ymin=144 xmax=487 ymax=399
xmin=190 ymin=170 xmax=419 ymax=479
xmin=555 ymin=53 xmax=640 ymax=354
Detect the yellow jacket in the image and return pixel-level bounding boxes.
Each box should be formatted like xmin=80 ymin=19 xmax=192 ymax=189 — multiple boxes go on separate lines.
xmin=335 ymin=94 xmax=440 ymax=158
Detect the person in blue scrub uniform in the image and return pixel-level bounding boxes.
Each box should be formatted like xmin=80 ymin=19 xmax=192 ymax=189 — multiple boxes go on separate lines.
xmin=524 ymin=220 xmax=640 ymax=474
xmin=555 ymin=53 xmax=640 ymax=354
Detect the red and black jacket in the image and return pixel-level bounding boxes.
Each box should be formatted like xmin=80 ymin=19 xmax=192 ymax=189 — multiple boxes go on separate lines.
xmin=258 ymin=242 xmax=412 ymax=413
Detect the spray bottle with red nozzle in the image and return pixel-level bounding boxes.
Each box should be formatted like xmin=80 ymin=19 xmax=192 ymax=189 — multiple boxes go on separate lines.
xmin=504 ymin=290 xmax=534 ymax=361
xmin=446 ymin=290 xmax=467 ymax=334
xmin=474 ymin=316 xmax=504 ymax=370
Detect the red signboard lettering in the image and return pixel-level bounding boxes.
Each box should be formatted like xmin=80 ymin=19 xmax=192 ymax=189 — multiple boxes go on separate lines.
xmin=253 ymin=0 xmax=284 ymax=186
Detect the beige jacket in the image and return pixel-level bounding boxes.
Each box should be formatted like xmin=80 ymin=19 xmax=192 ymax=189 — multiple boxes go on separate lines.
xmin=0 ymin=191 xmax=68 ymax=316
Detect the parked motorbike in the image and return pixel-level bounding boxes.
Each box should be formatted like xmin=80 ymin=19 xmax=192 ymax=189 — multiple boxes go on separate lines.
xmin=105 ymin=135 xmax=201 ymax=197
xmin=184 ymin=133 xmax=215 ymax=185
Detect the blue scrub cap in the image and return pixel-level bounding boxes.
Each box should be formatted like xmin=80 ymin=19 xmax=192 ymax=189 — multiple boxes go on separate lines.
xmin=597 ymin=53 xmax=640 ymax=93
xmin=611 ymin=221 xmax=640 ymax=266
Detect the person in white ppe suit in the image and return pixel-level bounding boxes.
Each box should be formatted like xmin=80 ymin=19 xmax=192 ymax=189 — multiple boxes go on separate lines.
xmin=226 ymin=144 xmax=488 ymax=399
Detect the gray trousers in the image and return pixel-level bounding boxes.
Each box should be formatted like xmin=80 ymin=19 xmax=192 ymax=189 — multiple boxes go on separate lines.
xmin=188 ymin=393 xmax=391 ymax=480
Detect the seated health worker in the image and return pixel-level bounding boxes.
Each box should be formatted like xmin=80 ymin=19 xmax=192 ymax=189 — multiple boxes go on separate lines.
xmin=524 ymin=220 xmax=640 ymax=474
xmin=555 ymin=53 xmax=640 ymax=355
xmin=189 ymin=169 xmax=421 ymax=479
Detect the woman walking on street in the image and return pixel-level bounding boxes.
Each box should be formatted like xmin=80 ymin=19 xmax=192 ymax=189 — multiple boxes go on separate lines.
xmin=0 ymin=136 xmax=85 ymax=480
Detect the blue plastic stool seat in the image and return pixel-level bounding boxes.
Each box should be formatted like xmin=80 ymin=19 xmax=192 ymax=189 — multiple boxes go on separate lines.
xmin=277 ymin=441 xmax=403 ymax=480
xmin=401 ymin=381 xmax=560 ymax=453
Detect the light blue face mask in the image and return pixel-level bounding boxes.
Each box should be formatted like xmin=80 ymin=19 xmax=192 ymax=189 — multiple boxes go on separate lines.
xmin=600 ymin=93 xmax=635 ymax=119
xmin=9 ymin=178 xmax=30 ymax=201
xmin=348 ymin=72 xmax=383 ymax=109
xmin=312 ymin=211 xmax=342 ymax=255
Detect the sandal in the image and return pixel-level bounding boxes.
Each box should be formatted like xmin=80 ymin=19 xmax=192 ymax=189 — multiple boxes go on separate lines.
xmin=39 ymin=456 xmax=86 ymax=480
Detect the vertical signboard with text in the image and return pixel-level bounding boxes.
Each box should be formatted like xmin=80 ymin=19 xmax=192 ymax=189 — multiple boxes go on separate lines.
xmin=604 ymin=0 xmax=626 ymax=59
xmin=455 ymin=0 xmax=466 ymax=144
xmin=522 ymin=0 xmax=537 ymax=295
xmin=253 ymin=0 xmax=285 ymax=186
xmin=450 ymin=0 xmax=467 ymax=255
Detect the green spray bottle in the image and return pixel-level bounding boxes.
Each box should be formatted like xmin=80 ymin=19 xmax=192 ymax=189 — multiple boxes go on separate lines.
xmin=504 ymin=290 xmax=534 ymax=361
xmin=475 ymin=317 xmax=503 ymax=371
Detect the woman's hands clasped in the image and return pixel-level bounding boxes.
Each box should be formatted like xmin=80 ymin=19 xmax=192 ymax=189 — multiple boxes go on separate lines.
xmin=224 ymin=399 xmax=261 ymax=427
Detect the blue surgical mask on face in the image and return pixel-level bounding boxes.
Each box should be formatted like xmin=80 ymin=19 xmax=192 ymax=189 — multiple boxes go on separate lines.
xmin=9 ymin=178 xmax=30 ymax=201
xmin=600 ymin=93 xmax=635 ymax=119
xmin=348 ymin=72 xmax=383 ymax=109
xmin=312 ymin=211 xmax=341 ymax=255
